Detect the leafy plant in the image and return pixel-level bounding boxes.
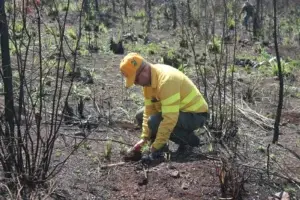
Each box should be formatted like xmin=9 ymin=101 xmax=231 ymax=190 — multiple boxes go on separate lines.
xmin=228 ymin=65 xmax=237 ymax=73
xmin=104 ymin=140 xmax=112 ymax=160
xmin=257 ymin=145 xmax=265 ymax=153
xmin=227 ymin=17 xmax=235 ymax=30
xmin=13 ymin=21 xmax=23 ymax=33
xmin=82 ymin=142 xmax=92 ymax=150
xmin=9 ymin=41 xmax=16 ymax=55
xmin=135 ymin=10 xmax=146 ymax=19
xmin=208 ymin=143 xmax=214 ymax=152
xmin=45 ymin=26 xmax=60 ymax=37
xmin=67 ymin=28 xmax=77 ymax=40
xmin=269 ymin=58 xmax=293 ymax=76
xmin=208 ymin=37 xmax=221 ymax=54
xmin=72 ymin=84 xmax=92 ymax=100
xmin=55 ymin=149 xmax=62 ymax=157
xmin=94 ymin=23 xmax=108 ymax=33
xmin=147 ymin=43 xmax=161 ymax=54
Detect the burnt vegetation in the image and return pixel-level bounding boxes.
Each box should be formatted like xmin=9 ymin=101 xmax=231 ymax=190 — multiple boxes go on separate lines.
xmin=0 ymin=0 xmax=299 ymax=199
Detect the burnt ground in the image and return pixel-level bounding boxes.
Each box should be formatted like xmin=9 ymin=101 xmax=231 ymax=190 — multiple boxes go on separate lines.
xmin=48 ymin=48 xmax=300 ymax=199
xmin=0 ymin=1 xmax=300 ymax=200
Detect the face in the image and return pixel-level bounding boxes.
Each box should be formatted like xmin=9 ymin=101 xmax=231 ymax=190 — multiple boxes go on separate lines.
xmin=134 ymin=65 xmax=151 ymax=87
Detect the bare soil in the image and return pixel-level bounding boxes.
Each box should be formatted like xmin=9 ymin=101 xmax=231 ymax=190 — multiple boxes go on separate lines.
xmin=1 ymin=1 xmax=300 ymax=200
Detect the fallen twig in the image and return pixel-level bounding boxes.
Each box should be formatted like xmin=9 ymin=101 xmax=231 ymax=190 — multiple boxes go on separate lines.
xmin=236 ymin=100 xmax=274 ymax=130
xmin=143 ymin=165 xmax=148 ymax=180
xmin=240 ymin=163 xmax=300 ymax=185
xmin=267 ymin=144 xmax=270 ymax=179
xmin=62 ymin=134 xmax=132 ymax=146
xmin=100 ymin=162 xmax=126 ymax=169
xmin=276 ymin=143 xmax=300 ymax=160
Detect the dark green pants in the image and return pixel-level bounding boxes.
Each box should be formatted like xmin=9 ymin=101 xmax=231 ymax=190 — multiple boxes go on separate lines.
xmin=135 ymin=108 xmax=208 ymax=147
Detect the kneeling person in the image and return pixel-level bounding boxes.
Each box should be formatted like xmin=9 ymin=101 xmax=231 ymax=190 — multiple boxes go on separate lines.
xmin=120 ymin=53 xmax=209 ymax=163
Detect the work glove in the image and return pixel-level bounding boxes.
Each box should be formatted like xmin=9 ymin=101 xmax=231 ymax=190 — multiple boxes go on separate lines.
xmin=133 ymin=139 xmax=147 ymax=151
xmin=141 ymin=151 xmax=164 ymax=165
xmin=123 ymin=139 xmax=147 ymax=162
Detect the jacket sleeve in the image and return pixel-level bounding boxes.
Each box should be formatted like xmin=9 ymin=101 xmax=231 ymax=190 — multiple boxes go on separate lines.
xmin=140 ymin=98 xmax=157 ymax=139
xmin=151 ymin=80 xmax=180 ymax=149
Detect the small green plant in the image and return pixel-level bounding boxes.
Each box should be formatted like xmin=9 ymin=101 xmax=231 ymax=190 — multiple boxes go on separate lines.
xmin=257 ymin=145 xmax=265 ymax=153
xmin=135 ymin=10 xmax=146 ymax=19
xmin=244 ymin=66 xmax=252 ymax=74
xmin=178 ymin=64 xmax=185 ymax=73
xmin=147 ymin=43 xmax=161 ymax=55
xmin=208 ymin=143 xmax=214 ymax=152
xmin=55 ymin=149 xmax=62 ymax=157
xmin=208 ymin=37 xmax=221 ymax=54
xmin=78 ymin=47 xmax=89 ymax=56
xmin=87 ymin=152 xmax=99 ymax=164
xmin=9 ymin=41 xmax=16 ymax=55
xmin=82 ymin=142 xmax=92 ymax=150
xmin=227 ymin=17 xmax=235 ymax=30
xmin=45 ymin=26 xmax=60 ymax=37
xmin=67 ymin=28 xmax=77 ymax=40
xmin=72 ymin=84 xmax=92 ymax=100
xmin=104 ymin=140 xmax=112 ymax=160
xmin=260 ymin=47 xmax=272 ymax=59
xmin=270 ymin=154 xmax=276 ymax=161
xmin=297 ymin=139 xmax=300 ymax=147
xmin=270 ymin=59 xmax=293 ymax=76
xmin=13 ymin=21 xmax=23 ymax=33
xmin=228 ymin=65 xmax=237 ymax=73
xmin=94 ymin=23 xmax=108 ymax=33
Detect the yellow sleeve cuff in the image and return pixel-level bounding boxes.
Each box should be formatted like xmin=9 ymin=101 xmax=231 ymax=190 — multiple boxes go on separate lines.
xmin=151 ymin=141 xmax=166 ymax=150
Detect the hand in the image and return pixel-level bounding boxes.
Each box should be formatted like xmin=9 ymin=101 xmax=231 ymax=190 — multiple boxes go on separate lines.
xmin=133 ymin=139 xmax=147 ymax=151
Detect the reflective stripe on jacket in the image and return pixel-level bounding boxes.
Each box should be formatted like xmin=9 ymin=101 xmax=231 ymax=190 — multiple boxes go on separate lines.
xmin=141 ymin=64 xmax=208 ymax=149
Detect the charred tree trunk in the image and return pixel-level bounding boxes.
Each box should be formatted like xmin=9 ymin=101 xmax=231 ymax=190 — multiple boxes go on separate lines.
xmin=0 ymin=0 xmax=15 ymax=179
xmin=260 ymin=0 xmax=263 ymax=24
xmin=124 ymin=0 xmax=128 ymax=17
xmin=272 ymin=0 xmax=283 ymax=144
xmin=187 ymin=0 xmax=192 ymax=27
xmin=253 ymin=0 xmax=261 ymax=39
xmin=171 ymin=0 xmax=177 ymax=29
xmin=145 ymin=0 xmax=152 ymax=33
xmin=112 ymin=0 xmax=116 ymax=12
xmin=95 ymin=0 xmax=99 ymax=12
xmin=83 ymin=0 xmax=89 ymax=13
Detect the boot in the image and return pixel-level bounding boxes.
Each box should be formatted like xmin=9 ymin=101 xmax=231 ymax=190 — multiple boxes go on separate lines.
xmin=175 ymin=144 xmax=194 ymax=156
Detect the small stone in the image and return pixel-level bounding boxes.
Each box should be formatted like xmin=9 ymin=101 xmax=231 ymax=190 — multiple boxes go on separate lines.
xmin=170 ymin=170 xmax=180 ymax=178
xmin=268 ymin=191 xmax=290 ymax=200
xmin=181 ymin=182 xmax=189 ymax=190
xmin=133 ymin=192 xmax=138 ymax=196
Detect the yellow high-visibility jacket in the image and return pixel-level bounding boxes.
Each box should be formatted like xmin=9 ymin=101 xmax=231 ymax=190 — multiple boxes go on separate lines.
xmin=141 ymin=64 xmax=208 ymax=149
